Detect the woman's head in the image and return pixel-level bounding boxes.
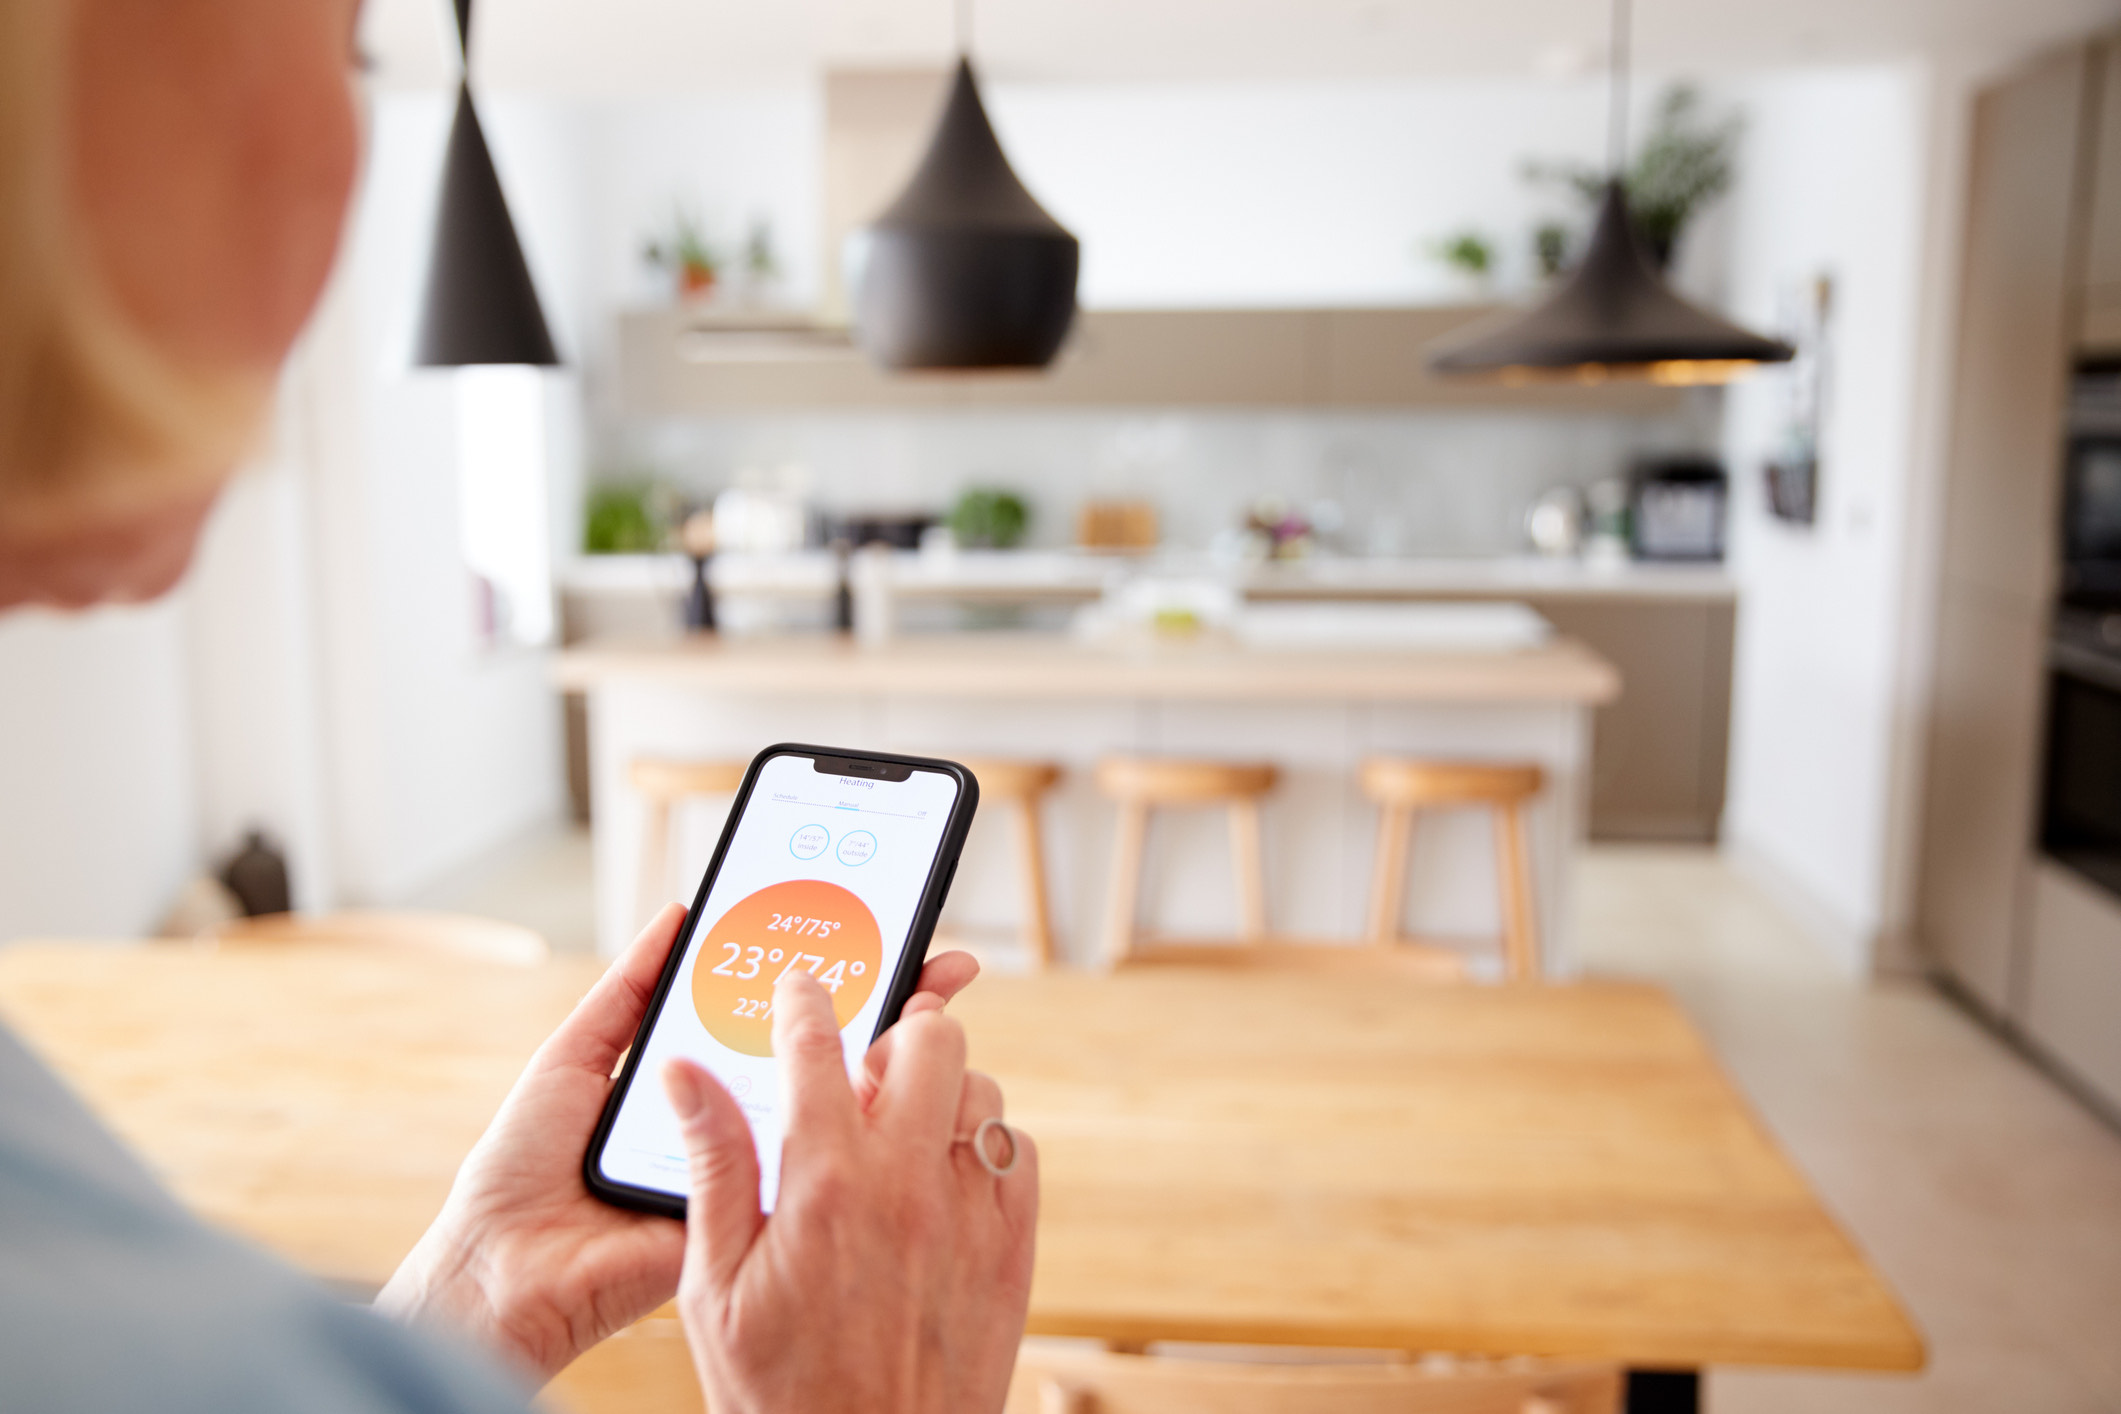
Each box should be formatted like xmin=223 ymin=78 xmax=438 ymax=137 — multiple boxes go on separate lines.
xmin=0 ymin=0 xmax=363 ymax=607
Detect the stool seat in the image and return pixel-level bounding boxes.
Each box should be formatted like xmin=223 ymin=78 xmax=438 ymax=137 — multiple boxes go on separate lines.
xmin=1097 ymin=755 xmax=1280 ymax=963
xmin=1096 ymin=757 xmax=1278 ymax=804
xmin=959 ymin=756 xmax=1063 ymax=802
xmin=629 ymin=756 xmax=749 ymax=927
xmin=628 ymin=757 xmax=748 ymax=799
xmin=1360 ymin=758 xmax=1542 ymax=808
xmin=1360 ymin=755 xmax=1545 ymax=981
xmin=942 ymin=756 xmax=1065 ymax=970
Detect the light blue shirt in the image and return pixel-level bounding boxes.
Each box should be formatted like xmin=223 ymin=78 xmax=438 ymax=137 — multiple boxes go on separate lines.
xmin=0 ymin=1023 xmax=538 ymax=1413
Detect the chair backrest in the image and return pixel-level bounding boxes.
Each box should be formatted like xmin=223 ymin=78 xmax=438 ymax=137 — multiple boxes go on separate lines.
xmin=205 ymin=910 xmax=550 ymax=967
xmin=1007 ymin=1348 xmax=1621 ymax=1414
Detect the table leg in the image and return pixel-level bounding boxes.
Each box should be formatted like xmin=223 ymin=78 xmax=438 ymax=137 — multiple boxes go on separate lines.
xmin=1625 ymin=1369 xmax=1700 ymax=1413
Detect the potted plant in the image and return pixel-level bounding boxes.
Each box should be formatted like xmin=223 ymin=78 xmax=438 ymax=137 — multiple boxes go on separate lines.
xmin=1523 ymin=84 xmax=1741 ymax=270
xmin=1426 ymin=229 xmax=1496 ymax=298
xmin=642 ymin=208 xmax=721 ymax=304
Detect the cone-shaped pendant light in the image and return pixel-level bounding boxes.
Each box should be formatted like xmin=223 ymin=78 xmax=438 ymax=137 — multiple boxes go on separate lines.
xmin=414 ymin=0 xmax=558 ymax=367
xmin=853 ymin=58 xmax=1079 ymax=370
xmin=1429 ymin=0 xmax=1789 ymax=386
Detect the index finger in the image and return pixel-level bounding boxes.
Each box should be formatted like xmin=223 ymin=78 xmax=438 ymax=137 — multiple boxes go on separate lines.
xmin=770 ymin=969 xmax=858 ymax=1140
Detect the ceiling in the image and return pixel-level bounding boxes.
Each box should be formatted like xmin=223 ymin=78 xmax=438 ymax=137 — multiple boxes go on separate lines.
xmin=367 ymin=0 xmax=2121 ymax=92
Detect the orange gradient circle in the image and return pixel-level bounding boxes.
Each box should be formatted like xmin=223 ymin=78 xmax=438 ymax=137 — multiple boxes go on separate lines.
xmin=692 ymin=880 xmax=883 ymax=1056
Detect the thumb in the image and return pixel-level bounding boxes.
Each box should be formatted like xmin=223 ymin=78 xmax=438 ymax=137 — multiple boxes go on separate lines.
xmin=661 ymin=1058 xmax=763 ymax=1296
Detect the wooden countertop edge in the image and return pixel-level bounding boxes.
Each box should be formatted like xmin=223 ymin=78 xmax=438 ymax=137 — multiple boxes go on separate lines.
xmin=553 ymin=638 xmax=1622 ymax=705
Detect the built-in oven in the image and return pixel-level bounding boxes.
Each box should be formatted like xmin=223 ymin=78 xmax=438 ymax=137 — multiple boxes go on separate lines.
xmin=2040 ymin=608 xmax=2121 ymax=901
xmin=2062 ymin=370 xmax=2121 ymax=608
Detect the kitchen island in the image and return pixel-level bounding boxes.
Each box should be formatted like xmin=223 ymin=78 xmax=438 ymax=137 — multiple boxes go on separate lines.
xmin=556 ymin=630 xmax=1619 ymax=966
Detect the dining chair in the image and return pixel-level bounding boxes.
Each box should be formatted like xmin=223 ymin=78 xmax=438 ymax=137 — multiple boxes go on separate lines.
xmin=937 ymin=756 xmax=1066 ymax=970
xmin=1359 ymin=758 xmax=1547 ymax=981
xmin=629 ymin=756 xmax=748 ymax=925
xmin=1093 ymin=755 xmax=1279 ymax=965
xmin=545 ymin=1317 xmax=701 ymax=1414
xmin=1007 ymin=1345 xmax=1621 ymax=1414
xmin=204 ymin=911 xmax=550 ymax=967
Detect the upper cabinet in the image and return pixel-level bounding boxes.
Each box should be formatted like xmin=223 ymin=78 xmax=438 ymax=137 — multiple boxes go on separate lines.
xmin=2080 ymin=42 xmax=2121 ymax=352
xmin=612 ymin=306 xmax=1688 ymax=417
xmin=1935 ymin=44 xmax=2088 ymax=610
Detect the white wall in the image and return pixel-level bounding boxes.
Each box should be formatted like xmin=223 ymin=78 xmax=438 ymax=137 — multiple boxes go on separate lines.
xmin=0 ymin=603 xmax=198 ymax=940
xmin=1718 ymin=63 xmax=1932 ymax=970
xmin=286 ymin=92 xmax=569 ymax=904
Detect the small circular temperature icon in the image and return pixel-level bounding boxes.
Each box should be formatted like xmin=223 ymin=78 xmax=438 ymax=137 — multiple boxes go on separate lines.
xmin=692 ymin=879 xmax=882 ymax=1056
xmin=788 ymin=824 xmax=829 ymax=860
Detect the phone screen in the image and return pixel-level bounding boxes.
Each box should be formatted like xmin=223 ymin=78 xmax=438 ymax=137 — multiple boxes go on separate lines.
xmin=594 ymin=750 xmax=962 ymax=1209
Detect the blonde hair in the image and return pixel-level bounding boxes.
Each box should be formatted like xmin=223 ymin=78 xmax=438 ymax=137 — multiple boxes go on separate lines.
xmin=0 ymin=0 xmax=266 ymax=532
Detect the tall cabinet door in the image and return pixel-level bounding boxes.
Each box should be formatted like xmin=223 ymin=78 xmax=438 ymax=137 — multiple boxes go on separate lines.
xmin=1917 ymin=47 xmax=2088 ymax=1017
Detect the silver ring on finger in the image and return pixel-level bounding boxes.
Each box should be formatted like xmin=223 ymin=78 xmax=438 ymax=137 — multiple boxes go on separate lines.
xmin=969 ymin=1115 xmax=1021 ymax=1178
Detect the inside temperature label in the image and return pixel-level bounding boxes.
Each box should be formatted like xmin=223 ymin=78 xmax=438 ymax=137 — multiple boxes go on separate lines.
xmin=691 ymin=878 xmax=882 ymax=1056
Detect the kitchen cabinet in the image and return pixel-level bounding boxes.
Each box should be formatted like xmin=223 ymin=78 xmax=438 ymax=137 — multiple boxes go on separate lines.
xmin=2026 ymin=861 xmax=2121 ymax=1120
xmin=1918 ymin=32 xmax=2121 ymax=1122
xmin=1242 ymin=564 xmax=1736 ymax=842
xmin=2079 ymin=44 xmax=2121 ymax=354
xmin=612 ymin=306 xmax=1687 ymax=417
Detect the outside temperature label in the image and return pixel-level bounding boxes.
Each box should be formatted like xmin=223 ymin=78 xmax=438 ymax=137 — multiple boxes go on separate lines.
xmin=691 ymin=878 xmax=882 ymax=1055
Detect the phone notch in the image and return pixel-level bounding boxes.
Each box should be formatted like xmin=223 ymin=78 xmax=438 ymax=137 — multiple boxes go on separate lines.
xmin=809 ymin=753 xmax=913 ymax=782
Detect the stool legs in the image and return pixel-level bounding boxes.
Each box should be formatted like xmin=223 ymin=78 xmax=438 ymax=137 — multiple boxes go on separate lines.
xmin=1012 ymin=796 xmax=1057 ymax=969
xmin=1104 ymin=800 xmax=1149 ymax=962
xmin=1495 ymin=801 xmax=1539 ymax=981
xmin=1229 ymin=800 xmax=1268 ymax=940
xmin=1365 ymin=801 xmax=1416 ymax=944
xmin=637 ymin=797 xmax=674 ymax=930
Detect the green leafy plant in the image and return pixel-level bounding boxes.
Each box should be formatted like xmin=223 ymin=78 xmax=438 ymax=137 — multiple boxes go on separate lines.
xmin=948 ymin=488 xmax=1031 ymax=549
xmin=641 ymin=208 xmax=720 ymax=289
xmin=743 ymin=219 xmax=779 ymax=280
xmin=1428 ymin=230 xmax=1495 ymax=279
xmin=583 ymin=482 xmax=665 ymax=555
xmin=1533 ymin=221 xmax=1572 ymax=280
xmin=1523 ymin=84 xmax=1741 ymax=269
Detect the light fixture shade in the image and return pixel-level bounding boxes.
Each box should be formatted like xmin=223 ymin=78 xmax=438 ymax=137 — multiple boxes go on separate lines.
xmin=1429 ymin=183 xmax=1791 ymax=384
xmin=853 ymin=58 xmax=1079 ymax=370
xmin=414 ymin=0 xmax=557 ymax=367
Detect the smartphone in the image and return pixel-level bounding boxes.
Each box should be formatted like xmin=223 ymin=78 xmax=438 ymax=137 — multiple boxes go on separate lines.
xmin=584 ymin=743 xmax=978 ymax=1217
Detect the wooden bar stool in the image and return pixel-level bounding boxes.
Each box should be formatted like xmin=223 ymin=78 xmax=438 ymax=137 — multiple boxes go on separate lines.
xmin=1360 ymin=757 xmax=1545 ymax=981
xmin=629 ymin=757 xmax=747 ymax=925
xmin=1095 ymin=755 xmax=1278 ymax=964
xmin=944 ymin=757 xmax=1065 ymax=970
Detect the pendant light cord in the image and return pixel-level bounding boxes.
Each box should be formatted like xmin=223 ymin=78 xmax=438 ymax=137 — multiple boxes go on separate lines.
xmin=1607 ymin=0 xmax=1631 ymax=179
xmin=956 ymin=0 xmax=973 ymax=58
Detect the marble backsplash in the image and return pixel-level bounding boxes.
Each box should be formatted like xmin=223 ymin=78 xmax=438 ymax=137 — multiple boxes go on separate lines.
xmin=597 ymin=397 xmax=1723 ymax=558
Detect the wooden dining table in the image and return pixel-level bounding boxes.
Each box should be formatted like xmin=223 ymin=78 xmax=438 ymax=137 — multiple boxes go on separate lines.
xmin=0 ymin=941 xmax=1922 ymax=1413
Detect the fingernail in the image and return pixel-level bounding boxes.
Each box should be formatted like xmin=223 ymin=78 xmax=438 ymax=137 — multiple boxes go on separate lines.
xmin=661 ymin=1059 xmax=702 ymax=1121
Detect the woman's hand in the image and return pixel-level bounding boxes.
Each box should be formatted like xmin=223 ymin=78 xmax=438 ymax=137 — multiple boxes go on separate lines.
xmin=374 ymin=903 xmax=983 ymax=1385
xmin=665 ymin=969 xmax=1038 ymax=1414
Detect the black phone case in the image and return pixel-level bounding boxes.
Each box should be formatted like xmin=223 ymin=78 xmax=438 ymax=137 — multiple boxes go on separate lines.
xmin=581 ymin=742 xmax=979 ymax=1218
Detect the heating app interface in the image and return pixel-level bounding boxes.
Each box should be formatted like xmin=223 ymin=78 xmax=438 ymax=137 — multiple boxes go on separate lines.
xmin=599 ymin=752 xmax=959 ymax=1208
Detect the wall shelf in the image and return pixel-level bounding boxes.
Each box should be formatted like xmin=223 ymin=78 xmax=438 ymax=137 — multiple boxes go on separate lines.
xmin=614 ymin=306 xmax=1691 ymax=417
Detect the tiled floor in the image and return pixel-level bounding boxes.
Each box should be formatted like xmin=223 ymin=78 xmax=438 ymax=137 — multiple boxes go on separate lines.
xmin=418 ymin=830 xmax=2121 ymax=1410
xmin=1578 ymin=847 xmax=2121 ymax=1414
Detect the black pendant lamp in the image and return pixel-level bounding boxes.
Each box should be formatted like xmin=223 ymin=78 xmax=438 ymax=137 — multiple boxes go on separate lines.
xmin=1429 ymin=0 xmax=1790 ymax=386
xmin=414 ymin=0 xmax=558 ymax=367
xmin=852 ymin=57 xmax=1080 ymax=370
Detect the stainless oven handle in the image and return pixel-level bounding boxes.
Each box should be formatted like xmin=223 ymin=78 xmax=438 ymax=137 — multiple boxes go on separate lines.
xmin=2051 ymin=639 xmax=2121 ymax=694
